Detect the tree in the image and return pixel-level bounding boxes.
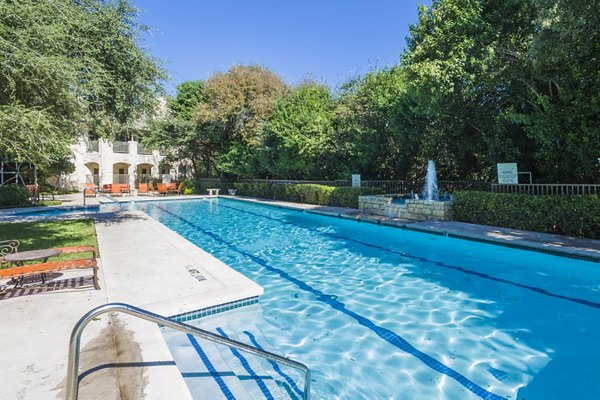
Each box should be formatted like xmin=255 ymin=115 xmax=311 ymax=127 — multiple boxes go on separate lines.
xmin=402 ymin=0 xmax=538 ymax=180
xmin=0 ymin=0 xmax=165 ymax=168
xmin=517 ymin=0 xmax=600 ymax=182
xmin=260 ymin=83 xmax=336 ymax=179
xmin=195 ymin=65 xmax=287 ymax=177
xmin=145 ymin=81 xmax=215 ymax=178
xmin=334 ymin=67 xmax=420 ymax=180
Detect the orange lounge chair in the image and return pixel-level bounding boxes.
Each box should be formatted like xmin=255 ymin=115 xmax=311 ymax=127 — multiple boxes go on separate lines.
xmin=138 ymin=183 xmax=149 ymax=196
xmin=111 ymin=183 xmax=123 ymax=196
xmin=0 ymin=244 xmax=99 ymax=290
xmin=156 ymin=183 xmax=168 ymax=196
xmin=172 ymin=182 xmax=184 ymax=195
xmin=148 ymin=182 xmax=159 ymax=196
xmin=121 ymin=184 xmax=131 ymax=195
xmin=166 ymin=182 xmax=176 ymax=194
xmin=84 ymin=183 xmax=97 ymax=197
xmin=54 ymin=244 xmax=97 ymax=259
xmin=0 ymin=259 xmax=99 ymax=290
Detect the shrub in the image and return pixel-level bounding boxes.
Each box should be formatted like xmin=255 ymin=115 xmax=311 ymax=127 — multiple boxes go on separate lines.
xmin=454 ymin=191 xmax=600 ymax=239
xmin=0 ymin=185 xmax=30 ymax=207
xmin=193 ymin=180 xmax=234 ymax=195
xmin=330 ymin=187 xmax=383 ymax=208
xmin=232 ymin=182 xmax=383 ymax=208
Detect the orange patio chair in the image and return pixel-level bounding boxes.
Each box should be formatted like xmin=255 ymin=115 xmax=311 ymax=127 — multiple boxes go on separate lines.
xmin=172 ymin=182 xmax=184 ymax=195
xmin=166 ymin=182 xmax=176 ymax=194
xmin=121 ymin=184 xmax=131 ymax=195
xmin=148 ymin=182 xmax=159 ymax=196
xmin=84 ymin=183 xmax=97 ymax=197
xmin=156 ymin=183 xmax=168 ymax=196
xmin=111 ymin=183 xmax=123 ymax=196
xmin=138 ymin=183 xmax=149 ymax=196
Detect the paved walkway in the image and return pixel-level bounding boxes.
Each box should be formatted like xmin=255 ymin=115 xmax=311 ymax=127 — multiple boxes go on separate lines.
xmin=0 ymin=208 xmax=262 ymax=400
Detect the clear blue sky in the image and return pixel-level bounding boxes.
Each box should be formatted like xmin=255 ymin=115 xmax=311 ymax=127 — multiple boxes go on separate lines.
xmin=134 ymin=0 xmax=430 ymax=93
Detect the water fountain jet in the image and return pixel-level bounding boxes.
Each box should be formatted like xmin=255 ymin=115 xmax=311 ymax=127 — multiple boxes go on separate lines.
xmin=422 ymin=160 xmax=439 ymax=201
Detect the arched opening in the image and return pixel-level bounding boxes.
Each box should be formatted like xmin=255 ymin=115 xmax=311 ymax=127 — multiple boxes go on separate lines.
xmin=136 ymin=163 xmax=153 ymax=187
xmin=112 ymin=162 xmax=130 ymax=184
xmin=159 ymin=162 xmax=172 ymax=183
xmin=85 ymin=162 xmax=99 ymax=185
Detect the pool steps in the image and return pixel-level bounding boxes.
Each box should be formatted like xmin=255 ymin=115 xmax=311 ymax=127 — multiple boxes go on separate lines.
xmin=163 ymin=321 xmax=301 ymax=400
xmin=66 ymin=303 xmax=308 ymax=400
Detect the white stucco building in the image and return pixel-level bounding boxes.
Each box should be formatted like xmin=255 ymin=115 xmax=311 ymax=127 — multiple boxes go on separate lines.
xmin=66 ymin=136 xmax=170 ymax=189
xmin=64 ymin=99 xmax=190 ymax=190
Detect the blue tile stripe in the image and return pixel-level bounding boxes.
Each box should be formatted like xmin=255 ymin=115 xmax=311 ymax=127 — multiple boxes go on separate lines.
xmin=216 ymin=327 xmax=274 ymax=400
xmin=217 ymin=202 xmax=600 ymax=311
xmin=243 ymin=330 xmax=304 ymax=399
xmin=186 ymin=333 xmax=236 ymax=400
xmin=152 ymin=204 xmax=505 ymax=400
xmin=170 ymin=297 xmax=259 ymax=323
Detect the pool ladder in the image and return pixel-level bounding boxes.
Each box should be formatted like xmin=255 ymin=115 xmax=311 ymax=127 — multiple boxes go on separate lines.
xmin=65 ymin=302 xmax=311 ymax=400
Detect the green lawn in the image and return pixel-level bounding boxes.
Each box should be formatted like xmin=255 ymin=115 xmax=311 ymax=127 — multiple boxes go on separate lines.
xmin=0 ymin=219 xmax=97 ymax=261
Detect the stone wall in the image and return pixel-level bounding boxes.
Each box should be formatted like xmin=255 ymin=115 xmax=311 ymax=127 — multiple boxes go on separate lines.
xmin=358 ymin=195 xmax=454 ymax=221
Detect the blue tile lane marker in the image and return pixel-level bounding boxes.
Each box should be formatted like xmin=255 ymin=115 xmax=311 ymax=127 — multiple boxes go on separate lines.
xmin=216 ymin=327 xmax=274 ymax=400
xmin=152 ymin=205 xmax=505 ymax=400
xmin=216 ymin=202 xmax=600 ymax=311
xmin=243 ymin=330 xmax=304 ymax=399
xmin=186 ymin=334 xmax=236 ymax=400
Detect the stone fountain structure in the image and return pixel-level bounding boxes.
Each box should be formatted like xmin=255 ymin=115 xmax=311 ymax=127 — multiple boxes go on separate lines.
xmin=358 ymin=160 xmax=455 ymax=221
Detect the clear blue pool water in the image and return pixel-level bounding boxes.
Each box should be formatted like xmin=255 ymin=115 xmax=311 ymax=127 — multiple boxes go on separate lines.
xmin=138 ymin=199 xmax=600 ymax=399
xmin=3 ymin=205 xmax=105 ymax=218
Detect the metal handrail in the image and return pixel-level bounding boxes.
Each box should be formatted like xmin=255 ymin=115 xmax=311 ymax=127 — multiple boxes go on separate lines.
xmin=82 ymin=187 xmax=122 ymax=207
xmin=65 ymin=303 xmax=311 ymax=400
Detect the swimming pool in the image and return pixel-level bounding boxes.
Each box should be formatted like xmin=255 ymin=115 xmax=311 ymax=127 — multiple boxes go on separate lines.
xmin=135 ymin=198 xmax=600 ymax=399
xmin=0 ymin=204 xmax=112 ymax=219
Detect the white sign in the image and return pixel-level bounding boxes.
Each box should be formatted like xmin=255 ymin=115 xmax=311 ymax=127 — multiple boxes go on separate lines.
xmin=351 ymin=174 xmax=361 ymax=188
xmin=497 ymin=163 xmax=518 ymax=184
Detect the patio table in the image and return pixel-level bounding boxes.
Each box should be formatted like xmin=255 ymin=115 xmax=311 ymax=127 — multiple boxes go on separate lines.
xmin=4 ymin=248 xmax=62 ymax=266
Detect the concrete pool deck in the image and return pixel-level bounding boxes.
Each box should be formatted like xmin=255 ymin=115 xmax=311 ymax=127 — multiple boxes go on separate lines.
xmin=0 ymin=207 xmax=262 ymax=400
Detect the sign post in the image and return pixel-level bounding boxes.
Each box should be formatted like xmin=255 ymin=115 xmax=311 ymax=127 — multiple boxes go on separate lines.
xmin=497 ymin=163 xmax=518 ymax=184
xmin=351 ymin=174 xmax=361 ymax=188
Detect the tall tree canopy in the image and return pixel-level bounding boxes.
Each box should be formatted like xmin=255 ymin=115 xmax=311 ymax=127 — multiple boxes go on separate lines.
xmin=195 ymin=65 xmax=287 ymax=177
xmin=145 ymin=81 xmax=211 ymax=177
xmin=153 ymin=0 xmax=599 ymax=183
xmin=259 ymin=83 xmax=336 ymax=179
xmin=0 ymin=0 xmax=165 ymax=168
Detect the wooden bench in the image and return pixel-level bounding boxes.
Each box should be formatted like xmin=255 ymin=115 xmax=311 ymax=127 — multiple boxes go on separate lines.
xmin=0 ymin=244 xmax=99 ymax=290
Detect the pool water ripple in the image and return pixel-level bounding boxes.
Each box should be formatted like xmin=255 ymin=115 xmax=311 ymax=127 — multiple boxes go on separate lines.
xmin=142 ymin=199 xmax=600 ymax=399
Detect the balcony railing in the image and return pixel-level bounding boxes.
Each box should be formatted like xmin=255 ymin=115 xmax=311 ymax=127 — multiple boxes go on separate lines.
xmin=113 ymin=174 xmax=129 ymax=184
xmin=113 ymin=141 xmax=130 ymax=154
xmin=137 ymin=145 xmax=153 ymax=155
xmin=86 ymin=140 xmax=99 ymax=153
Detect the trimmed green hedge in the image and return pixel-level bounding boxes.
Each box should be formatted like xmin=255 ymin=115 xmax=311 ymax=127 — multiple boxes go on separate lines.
xmin=454 ymin=191 xmax=600 ymax=239
xmin=0 ymin=185 xmax=30 ymax=207
xmin=233 ymin=182 xmax=383 ymax=208
xmin=193 ymin=180 xmax=233 ymax=194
